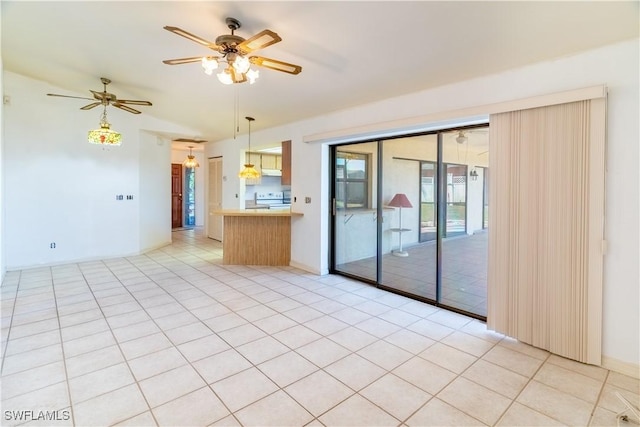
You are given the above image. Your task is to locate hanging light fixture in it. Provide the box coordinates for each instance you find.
[87,105,122,146]
[239,116,260,179]
[183,146,200,168]
[456,131,467,145]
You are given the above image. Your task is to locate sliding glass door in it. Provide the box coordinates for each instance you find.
[330,125,489,318]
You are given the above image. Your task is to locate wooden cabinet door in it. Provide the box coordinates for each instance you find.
[281,140,291,185]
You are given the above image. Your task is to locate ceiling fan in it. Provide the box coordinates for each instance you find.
[46,77,152,114]
[162,17,302,85]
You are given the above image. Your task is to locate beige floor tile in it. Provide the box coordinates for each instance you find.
[438,376,512,425]
[460,319,504,343]
[407,318,455,341]
[588,406,622,427]
[353,300,393,316]
[236,304,278,322]
[319,394,399,426]
[546,354,608,381]
[252,313,298,334]
[69,362,135,404]
[235,390,314,426]
[119,332,173,360]
[152,310,200,330]
[377,308,421,327]
[73,384,149,427]
[296,337,351,367]
[482,345,544,377]
[285,370,354,416]
[217,323,266,347]
[355,317,402,339]
[383,329,436,355]
[1,360,66,400]
[112,320,161,343]
[152,387,229,426]
[236,335,290,365]
[357,340,413,371]
[58,308,103,328]
[139,364,206,408]
[209,414,242,426]
[177,333,230,362]
[440,330,495,357]
[60,318,110,342]
[303,315,349,336]
[597,383,640,414]
[1,343,63,375]
[418,342,477,374]
[113,411,157,426]
[360,373,432,421]
[193,349,252,384]
[462,359,529,399]
[607,370,640,393]
[393,357,457,395]
[128,347,187,381]
[282,305,325,323]
[210,367,278,412]
[325,353,386,391]
[427,309,473,329]
[516,380,593,426]
[273,324,323,349]
[406,398,485,426]
[163,322,212,346]
[535,361,604,403]
[498,337,550,360]
[258,351,318,387]
[4,329,60,356]
[496,402,564,426]
[327,326,378,352]
[0,382,71,422]
[8,317,59,339]
[62,330,116,358]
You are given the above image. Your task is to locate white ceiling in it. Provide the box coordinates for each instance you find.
[3,1,638,149]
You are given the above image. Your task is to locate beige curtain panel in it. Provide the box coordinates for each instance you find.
[487,98,606,365]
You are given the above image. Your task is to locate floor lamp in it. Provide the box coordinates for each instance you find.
[389,193,413,257]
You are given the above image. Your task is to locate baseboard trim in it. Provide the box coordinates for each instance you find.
[289,260,322,275]
[602,356,640,379]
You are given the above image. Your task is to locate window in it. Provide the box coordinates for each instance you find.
[336,152,369,209]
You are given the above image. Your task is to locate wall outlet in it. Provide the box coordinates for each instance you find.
[305,197,311,204]
[50,242,56,249]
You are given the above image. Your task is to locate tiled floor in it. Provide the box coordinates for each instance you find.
[1,228,638,427]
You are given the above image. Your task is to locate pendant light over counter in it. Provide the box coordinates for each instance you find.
[239,116,260,179]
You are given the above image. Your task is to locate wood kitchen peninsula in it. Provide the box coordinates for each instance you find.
[215,209,302,266]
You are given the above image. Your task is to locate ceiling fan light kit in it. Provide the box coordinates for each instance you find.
[48,77,152,146]
[163,17,302,85]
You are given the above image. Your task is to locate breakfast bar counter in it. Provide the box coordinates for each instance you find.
[215,209,302,266]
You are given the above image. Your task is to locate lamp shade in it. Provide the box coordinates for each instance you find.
[388,193,413,208]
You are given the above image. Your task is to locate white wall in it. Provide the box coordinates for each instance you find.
[207,38,639,374]
[3,72,198,269]
[140,133,171,253]
[0,54,5,281]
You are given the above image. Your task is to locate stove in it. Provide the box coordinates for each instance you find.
[255,192,291,210]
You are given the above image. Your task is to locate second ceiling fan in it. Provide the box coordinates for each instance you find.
[163,17,302,85]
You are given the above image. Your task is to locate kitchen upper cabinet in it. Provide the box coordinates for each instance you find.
[281,140,291,185]
[261,154,278,169]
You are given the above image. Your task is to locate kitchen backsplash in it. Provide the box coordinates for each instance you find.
[245,176,290,202]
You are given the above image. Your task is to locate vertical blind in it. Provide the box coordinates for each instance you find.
[487,98,606,365]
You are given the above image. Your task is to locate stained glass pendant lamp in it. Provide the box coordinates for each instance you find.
[239,116,260,179]
[87,105,122,146]
[183,146,200,168]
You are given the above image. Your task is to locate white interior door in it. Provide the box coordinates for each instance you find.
[208,157,223,241]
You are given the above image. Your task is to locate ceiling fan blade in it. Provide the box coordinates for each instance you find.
[89,90,108,100]
[249,56,302,75]
[46,93,94,101]
[163,56,210,65]
[80,102,101,110]
[112,103,142,114]
[237,29,281,54]
[164,26,222,51]
[117,99,153,106]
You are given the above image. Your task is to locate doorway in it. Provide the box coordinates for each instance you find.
[171,164,183,229]
[330,125,489,318]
